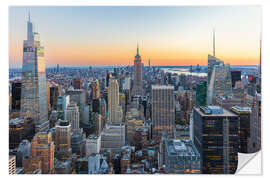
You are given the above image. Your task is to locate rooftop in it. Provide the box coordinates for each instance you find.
[152,85,174,90]
[9,118,24,125]
[165,139,200,158]
[208,106,224,114]
[196,106,237,117]
[231,106,251,113]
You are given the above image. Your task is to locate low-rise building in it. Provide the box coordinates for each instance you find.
[164,139,200,174]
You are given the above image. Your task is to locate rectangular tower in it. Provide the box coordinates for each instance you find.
[11,81,22,111]
[231,106,251,153]
[23,132,54,174]
[152,85,175,140]
[193,106,239,174]
[196,81,207,107]
[108,78,123,124]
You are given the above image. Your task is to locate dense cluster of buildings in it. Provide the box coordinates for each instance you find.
[9,16,261,174]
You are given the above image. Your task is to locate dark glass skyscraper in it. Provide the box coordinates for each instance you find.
[196,81,207,107]
[20,14,49,132]
[231,70,241,88]
[12,82,22,110]
[231,106,251,153]
[193,106,239,174]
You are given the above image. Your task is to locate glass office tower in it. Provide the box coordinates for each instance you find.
[193,106,239,174]
[20,14,49,132]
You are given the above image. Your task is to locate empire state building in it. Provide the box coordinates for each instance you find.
[20,14,49,132]
[132,44,143,97]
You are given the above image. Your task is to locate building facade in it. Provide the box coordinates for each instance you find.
[132,45,143,97]
[20,15,49,132]
[23,132,55,174]
[231,106,251,153]
[65,101,81,134]
[196,81,207,107]
[11,81,21,111]
[55,120,72,161]
[100,123,125,154]
[164,139,201,174]
[193,106,239,174]
[152,85,175,140]
[108,78,123,124]
[85,135,101,156]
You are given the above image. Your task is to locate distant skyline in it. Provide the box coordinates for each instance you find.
[9,6,261,67]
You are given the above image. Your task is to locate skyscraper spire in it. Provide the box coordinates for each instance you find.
[28,10,30,22]
[213,28,215,57]
[27,11,33,41]
[136,43,139,56]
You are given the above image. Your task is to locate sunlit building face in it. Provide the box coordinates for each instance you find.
[20,16,49,132]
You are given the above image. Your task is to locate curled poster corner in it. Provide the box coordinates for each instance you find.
[236,151,262,174]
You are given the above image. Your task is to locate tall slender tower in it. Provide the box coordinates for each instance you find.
[108,78,123,124]
[20,13,49,132]
[207,29,233,105]
[213,28,215,57]
[132,44,143,97]
[92,80,101,99]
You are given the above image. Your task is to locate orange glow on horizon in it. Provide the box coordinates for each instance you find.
[9,40,260,67]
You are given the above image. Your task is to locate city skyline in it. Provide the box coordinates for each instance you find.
[8,6,262,174]
[9,6,261,67]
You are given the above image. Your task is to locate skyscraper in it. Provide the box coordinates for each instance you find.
[248,93,261,153]
[50,84,62,110]
[16,139,31,167]
[231,106,251,153]
[196,81,207,107]
[152,85,175,140]
[86,135,101,156]
[11,81,21,111]
[207,30,233,105]
[65,101,81,134]
[46,81,51,111]
[193,106,239,174]
[132,44,143,97]
[56,95,70,120]
[20,14,49,132]
[108,78,123,124]
[207,30,224,84]
[106,73,112,88]
[92,79,101,99]
[73,78,82,89]
[231,70,241,88]
[123,77,131,105]
[207,64,233,105]
[23,132,55,174]
[56,64,60,73]
[55,120,72,161]
[66,89,86,125]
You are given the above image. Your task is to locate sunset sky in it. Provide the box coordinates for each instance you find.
[9,6,261,67]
